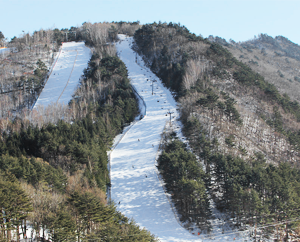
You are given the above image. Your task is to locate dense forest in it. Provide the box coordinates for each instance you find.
[0,22,158,241]
[157,132,210,231]
[134,22,300,239]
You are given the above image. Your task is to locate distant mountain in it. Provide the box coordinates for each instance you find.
[244,34,300,61]
[212,34,300,103]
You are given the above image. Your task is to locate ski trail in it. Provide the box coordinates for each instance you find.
[113,35,194,242]
[33,42,91,109]
[112,34,250,242]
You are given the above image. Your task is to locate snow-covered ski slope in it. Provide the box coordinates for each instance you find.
[113,35,248,242]
[33,42,91,108]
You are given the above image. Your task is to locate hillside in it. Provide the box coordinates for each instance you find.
[134,24,300,165]
[0,22,157,241]
[220,34,300,103]
[134,23,300,240]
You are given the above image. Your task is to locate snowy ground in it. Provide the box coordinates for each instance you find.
[0,47,9,57]
[112,35,252,241]
[33,42,91,109]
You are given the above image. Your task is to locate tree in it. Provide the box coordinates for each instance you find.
[157,139,209,228]
[0,177,32,242]
[50,208,76,242]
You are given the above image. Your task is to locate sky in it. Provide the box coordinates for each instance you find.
[1,0,299,45]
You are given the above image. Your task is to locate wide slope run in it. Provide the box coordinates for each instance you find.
[112,35,248,242]
[33,41,91,108]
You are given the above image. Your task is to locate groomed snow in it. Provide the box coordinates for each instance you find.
[33,42,91,109]
[112,35,251,242]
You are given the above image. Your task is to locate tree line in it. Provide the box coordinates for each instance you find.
[0,174,157,241]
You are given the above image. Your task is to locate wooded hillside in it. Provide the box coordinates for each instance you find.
[0,22,157,241]
[134,22,300,239]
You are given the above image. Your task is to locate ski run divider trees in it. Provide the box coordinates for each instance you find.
[157,132,210,231]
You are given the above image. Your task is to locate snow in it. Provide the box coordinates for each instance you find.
[33,41,91,109]
[25,34,254,241]
[0,47,9,56]
[112,34,253,241]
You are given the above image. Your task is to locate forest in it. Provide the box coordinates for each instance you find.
[157,132,210,231]
[0,22,157,241]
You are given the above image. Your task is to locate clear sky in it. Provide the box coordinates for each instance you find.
[1,0,299,45]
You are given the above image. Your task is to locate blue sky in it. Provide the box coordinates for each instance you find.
[1,0,299,45]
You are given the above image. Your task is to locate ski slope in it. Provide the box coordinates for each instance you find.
[33,42,91,109]
[112,35,249,242]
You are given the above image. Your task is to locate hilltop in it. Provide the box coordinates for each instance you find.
[217,34,300,103]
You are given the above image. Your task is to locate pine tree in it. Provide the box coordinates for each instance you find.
[0,177,32,241]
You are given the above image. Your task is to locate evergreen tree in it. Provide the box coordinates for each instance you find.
[0,176,32,241]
